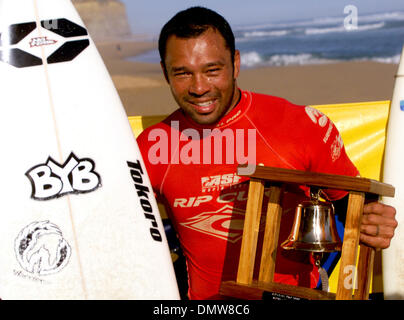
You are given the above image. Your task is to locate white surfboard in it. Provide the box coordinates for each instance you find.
[381,46,404,300]
[0,0,180,299]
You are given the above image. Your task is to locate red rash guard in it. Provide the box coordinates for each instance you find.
[137,90,359,299]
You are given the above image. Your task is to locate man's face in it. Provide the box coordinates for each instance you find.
[162,28,241,125]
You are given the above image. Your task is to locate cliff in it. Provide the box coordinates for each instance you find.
[72,0,132,40]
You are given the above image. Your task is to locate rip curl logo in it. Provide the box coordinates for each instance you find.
[29,36,57,48]
[25,152,102,201]
[0,18,89,68]
[15,221,71,276]
[180,205,246,243]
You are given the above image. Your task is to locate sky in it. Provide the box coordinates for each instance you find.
[121,0,404,37]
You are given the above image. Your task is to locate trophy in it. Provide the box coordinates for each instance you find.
[281,188,342,291]
[220,166,394,300]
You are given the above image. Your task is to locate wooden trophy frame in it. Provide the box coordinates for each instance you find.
[220,166,395,300]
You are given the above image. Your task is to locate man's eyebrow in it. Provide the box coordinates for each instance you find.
[171,66,188,72]
[206,61,225,67]
[170,61,225,73]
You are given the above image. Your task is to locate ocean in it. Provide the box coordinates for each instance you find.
[129,10,404,68]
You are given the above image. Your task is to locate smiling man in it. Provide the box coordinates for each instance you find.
[161,27,240,125]
[137,7,397,300]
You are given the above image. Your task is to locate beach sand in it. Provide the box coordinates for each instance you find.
[97,39,398,117]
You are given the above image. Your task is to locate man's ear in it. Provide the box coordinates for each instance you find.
[160,61,169,83]
[233,50,241,79]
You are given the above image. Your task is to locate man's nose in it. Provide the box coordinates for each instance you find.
[189,74,210,96]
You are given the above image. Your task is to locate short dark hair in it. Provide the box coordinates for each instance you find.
[158,7,236,69]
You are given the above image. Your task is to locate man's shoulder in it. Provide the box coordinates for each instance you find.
[249,91,288,103]
[246,90,308,123]
[245,90,334,142]
[248,91,305,113]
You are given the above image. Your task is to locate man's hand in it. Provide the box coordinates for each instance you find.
[360,202,398,249]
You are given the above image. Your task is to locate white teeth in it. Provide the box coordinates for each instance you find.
[196,101,214,107]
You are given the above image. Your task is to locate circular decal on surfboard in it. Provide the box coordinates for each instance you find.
[14,221,71,276]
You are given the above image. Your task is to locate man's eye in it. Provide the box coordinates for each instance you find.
[174,72,191,77]
[207,68,220,73]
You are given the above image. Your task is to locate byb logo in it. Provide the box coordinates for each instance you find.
[201,173,242,192]
[26,152,101,200]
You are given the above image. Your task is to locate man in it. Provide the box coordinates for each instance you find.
[137,7,397,299]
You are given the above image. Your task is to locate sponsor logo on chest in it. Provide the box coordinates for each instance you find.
[201,173,242,192]
[180,205,246,243]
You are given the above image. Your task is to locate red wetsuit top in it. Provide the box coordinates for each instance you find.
[137,90,359,299]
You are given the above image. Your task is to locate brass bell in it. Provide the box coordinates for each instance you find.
[281,188,342,253]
